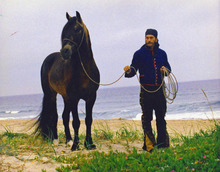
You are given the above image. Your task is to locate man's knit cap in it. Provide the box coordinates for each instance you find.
[145,29,158,38]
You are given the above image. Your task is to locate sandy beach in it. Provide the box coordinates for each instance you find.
[0,118,218,136]
[0,118,219,172]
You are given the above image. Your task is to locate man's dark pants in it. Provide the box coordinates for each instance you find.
[140,85,169,151]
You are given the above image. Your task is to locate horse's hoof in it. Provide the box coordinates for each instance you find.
[85,143,96,150]
[71,143,80,151]
[67,140,74,147]
[53,139,59,146]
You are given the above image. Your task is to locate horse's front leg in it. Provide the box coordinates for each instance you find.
[84,94,96,150]
[71,100,80,151]
[62,101,73,147]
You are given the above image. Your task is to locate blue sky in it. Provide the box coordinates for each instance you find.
[0,0,219,96]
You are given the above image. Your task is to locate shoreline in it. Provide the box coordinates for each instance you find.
[1,110,219,121]
[0,118,219,137]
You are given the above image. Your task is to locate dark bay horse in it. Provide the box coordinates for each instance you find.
[35,11,100,150]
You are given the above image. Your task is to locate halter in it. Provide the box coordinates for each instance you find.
[62,26,85,50]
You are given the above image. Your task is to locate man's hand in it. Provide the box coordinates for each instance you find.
[160,66,166,73]
[124,66,131,73]
[160,66,170,76]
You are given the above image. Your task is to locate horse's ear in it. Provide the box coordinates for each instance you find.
[66,12,71,21]
[76,11,83,23]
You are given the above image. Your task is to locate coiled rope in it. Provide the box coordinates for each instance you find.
[162,69,178,104]
[130,66,178,104]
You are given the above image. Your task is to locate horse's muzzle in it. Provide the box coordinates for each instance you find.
[60,45,72,60]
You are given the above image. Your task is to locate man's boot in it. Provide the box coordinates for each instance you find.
[157,130,170,148]
[143,131,156,152]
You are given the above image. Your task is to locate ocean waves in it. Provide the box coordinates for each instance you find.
[0,79,219,121]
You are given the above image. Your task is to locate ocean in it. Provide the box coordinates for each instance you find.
[0,79,220,121]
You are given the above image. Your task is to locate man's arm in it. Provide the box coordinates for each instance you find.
[124,52,139,78]
[160,52,171,76]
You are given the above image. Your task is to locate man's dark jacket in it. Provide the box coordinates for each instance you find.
[125,44,171,86]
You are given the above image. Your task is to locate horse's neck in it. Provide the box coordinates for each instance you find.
[79,40,94,61]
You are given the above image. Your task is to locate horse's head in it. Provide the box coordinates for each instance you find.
[60,11,89,60]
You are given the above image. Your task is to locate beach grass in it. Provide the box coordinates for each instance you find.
[0,119,219,172]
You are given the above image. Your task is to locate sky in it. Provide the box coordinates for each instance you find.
[0,0,219,97]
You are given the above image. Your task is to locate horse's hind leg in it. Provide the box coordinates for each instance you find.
[62,101,73,146]
[84,93,97,150]
[71,100,80,151]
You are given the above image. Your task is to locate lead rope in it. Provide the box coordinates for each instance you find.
[79,54,178,104]
[130,66,178,104]
[78,52,125,86]
[64,26,178,102]
[79,53,178,103]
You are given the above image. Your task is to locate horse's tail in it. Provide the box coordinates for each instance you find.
[34,94,58,140]
[34,53,59,140]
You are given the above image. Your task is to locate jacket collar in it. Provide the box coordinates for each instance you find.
[141,43,160,53]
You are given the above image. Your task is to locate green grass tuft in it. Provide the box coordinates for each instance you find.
[0,121,219,171]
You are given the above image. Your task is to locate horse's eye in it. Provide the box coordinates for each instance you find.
[74,26,81,33]
[76,28,81,33]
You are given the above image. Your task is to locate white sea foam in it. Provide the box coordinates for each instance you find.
[120,109,130,113]
[5,111,20,114]
[0,115,36,120]
[0,117,17,120]
[132,111,220,120]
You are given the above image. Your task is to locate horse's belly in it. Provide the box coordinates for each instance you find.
[50,80,68,97]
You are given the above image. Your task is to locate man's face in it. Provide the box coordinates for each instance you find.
[145,35,158,48]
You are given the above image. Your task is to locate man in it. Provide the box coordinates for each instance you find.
[124,29,171,152]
